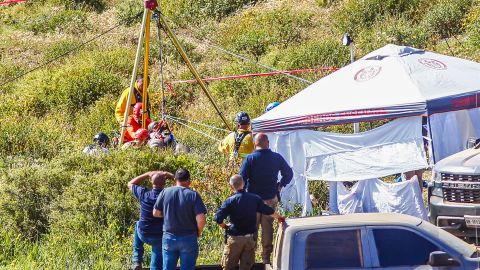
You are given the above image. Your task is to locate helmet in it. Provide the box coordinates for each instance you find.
[235,112,250,125]
[134,128,149,141]
[133,103,143,117]
[93,132,109,147]
[148,121,159,133]
[265,101,280,112]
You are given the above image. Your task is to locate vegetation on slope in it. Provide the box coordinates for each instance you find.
[1,0,480,268]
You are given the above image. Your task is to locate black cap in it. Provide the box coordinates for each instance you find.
[175,168,190,182]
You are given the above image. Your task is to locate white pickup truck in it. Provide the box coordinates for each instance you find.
[268,213,479,270]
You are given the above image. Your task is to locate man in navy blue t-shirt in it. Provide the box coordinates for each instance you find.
[128,170,174,270]
[239,133,293,264]
[215,174,285,270]
[153,168,207,270]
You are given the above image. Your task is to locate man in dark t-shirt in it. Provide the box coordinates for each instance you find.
[215,175,285,270]
[239,133,293,264]
[153,168,207,270]
[128,170,174,270]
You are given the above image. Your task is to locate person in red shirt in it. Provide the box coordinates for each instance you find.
[125,102,151,142]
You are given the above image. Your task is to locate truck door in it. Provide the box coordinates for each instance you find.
[291,226,373,269]
[365,226,464,270]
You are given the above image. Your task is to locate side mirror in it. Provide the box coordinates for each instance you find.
[466,137,480,149]
[428,251,459,267]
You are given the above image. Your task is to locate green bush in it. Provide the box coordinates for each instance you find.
[161,0,260,27]
[465,5,480,47]
[42,39,81,62]
[115,0,144,26]
[48,65,122,113]
[421,0,473,39]
[0,113,70,159]
[50,0,106,12]
[74,95,118,148]
[356,15,430,52]
[262,38,350,70]
[26,9,91,34]
[333,0,420,35]
[219,6,313,60]
[0,62,24,90]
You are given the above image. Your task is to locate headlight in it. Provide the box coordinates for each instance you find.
[431,170,443,197]
[432,170,442,181]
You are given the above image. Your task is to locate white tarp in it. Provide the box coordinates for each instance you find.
[269,116,428,214]
[429,107,480,162]
[305,117,428,181]
[331,177,428,220]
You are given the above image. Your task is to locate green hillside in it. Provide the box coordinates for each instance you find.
[1,0,479,268]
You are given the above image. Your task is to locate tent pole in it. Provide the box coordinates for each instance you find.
[349,43,360,133]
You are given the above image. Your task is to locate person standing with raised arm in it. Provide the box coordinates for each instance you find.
[128,170,174,270]
[153,169,207,270]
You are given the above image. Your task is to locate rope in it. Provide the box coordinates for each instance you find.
[165,115,230,132]
[205,41,314,85]
[169,68,338,85]
[0,12,142,88]
[0,0,26,5]
[166,116,221,142]
[159,14,313,85]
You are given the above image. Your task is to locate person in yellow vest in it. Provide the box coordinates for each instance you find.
[115,74,150,125]
[219,112,254,161]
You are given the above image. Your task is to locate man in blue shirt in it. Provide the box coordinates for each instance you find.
[128,170,174,270]
[239,133,293,264]
[215,174,285,270]
[153,168,207,270]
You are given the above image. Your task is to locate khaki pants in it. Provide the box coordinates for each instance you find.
[256,196,278,264]
[222,235,256,270]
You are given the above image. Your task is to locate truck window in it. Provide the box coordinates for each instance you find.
[372,228,441,267]
[305,229,363,269]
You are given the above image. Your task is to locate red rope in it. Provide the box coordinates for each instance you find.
[169,68,338,85]
[0,0,27,5]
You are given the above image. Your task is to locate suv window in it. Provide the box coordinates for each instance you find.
[372,228,441,267]
[305,229,363,269]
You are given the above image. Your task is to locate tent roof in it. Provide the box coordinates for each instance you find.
[253,44,480,132]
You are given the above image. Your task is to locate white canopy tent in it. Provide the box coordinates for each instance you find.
[253,44,480,214]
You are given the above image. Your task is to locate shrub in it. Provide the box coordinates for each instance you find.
[0,62,24,90]
[356,15,430,52]
[333,0,420,35]
[420,0,473,39]
[50,0,106,12]
[115,0,144,26]
[262,38,350,70]
[161,0,260,27]
[26,9,91,34]
[465,6,480,47]
[74,95,118,148]
[219,6,313,60]
[42,39,81,62]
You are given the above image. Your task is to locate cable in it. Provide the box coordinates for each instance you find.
[165,114,230,132]
[0,12,142,88]
[165,115,221,142]
[205,41,313,84]
[159,13,313,85]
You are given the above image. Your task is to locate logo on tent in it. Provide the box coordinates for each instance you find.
[354,66,382,82]
[418,58,447,70]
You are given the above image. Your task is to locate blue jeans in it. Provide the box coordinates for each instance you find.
[162,233,198,270]
[132,223,163,270]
